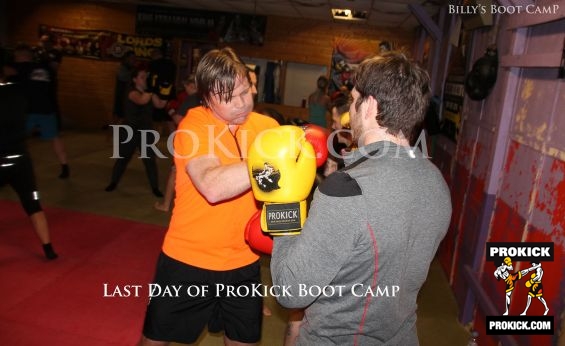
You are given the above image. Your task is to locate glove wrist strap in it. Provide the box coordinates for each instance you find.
[260,200,307,235]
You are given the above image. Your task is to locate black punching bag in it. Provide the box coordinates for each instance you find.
[465,45,498,101]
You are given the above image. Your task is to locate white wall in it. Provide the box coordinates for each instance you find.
[283,62,327,107]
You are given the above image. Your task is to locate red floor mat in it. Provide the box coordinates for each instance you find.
[0,200,166,345]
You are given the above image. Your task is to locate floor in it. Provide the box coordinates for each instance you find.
[0,130,471,345]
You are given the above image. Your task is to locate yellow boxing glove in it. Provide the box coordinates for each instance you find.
[248,126,317,235]
[340,111,350,129]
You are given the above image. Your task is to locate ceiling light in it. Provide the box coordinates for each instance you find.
[331,8,368,21]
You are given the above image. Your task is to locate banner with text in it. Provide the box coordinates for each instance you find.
[39,24,169,60]
[135,5,266,46]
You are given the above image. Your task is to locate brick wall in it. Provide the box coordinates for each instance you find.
[230,16,415,66]
[5,0,415,129]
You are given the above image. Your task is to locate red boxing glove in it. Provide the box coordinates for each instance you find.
[303,124,329,167]
[245,210,273,255]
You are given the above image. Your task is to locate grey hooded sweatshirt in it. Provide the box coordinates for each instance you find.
[271,141,452,345]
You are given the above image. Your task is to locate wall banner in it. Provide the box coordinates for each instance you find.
[39,24,169,60]
[105,33,167,60]
[330,37,376,97]
[135,5,266,46]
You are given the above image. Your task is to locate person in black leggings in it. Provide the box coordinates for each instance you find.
[1,57,57,260]
[105,68,166,197]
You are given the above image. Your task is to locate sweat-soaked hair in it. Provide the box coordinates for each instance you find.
[196,47,251,107]
[352,53,430,142]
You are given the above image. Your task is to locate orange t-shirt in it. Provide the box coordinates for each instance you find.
[162,106,279,270]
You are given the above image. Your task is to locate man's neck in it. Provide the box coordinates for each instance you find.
[362,128,409,147]
[228,124,239,135]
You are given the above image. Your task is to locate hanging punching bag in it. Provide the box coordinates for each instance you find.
[465,44,498,101]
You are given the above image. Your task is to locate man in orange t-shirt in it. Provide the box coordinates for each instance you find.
[139,47,278,346]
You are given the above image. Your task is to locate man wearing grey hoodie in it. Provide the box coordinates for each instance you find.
[271,53,452,345]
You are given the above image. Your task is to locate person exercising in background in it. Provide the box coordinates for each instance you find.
[1,55,58,260]
[307,75,331,128]
[36,34,64,131]
[148,47,177,136]
[105,68,166,197]
[112,50,136,126]
[9,44,70,179]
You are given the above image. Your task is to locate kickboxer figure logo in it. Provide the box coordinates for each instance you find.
[494,257,521,316]
[493,258,550,316]
[252,162,281,192]
[521,262,549,316]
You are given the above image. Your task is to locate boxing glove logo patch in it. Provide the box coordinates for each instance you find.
[264,202,302,232]
[251,162,281,192]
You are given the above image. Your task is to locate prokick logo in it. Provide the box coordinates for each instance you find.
[486,242,554,335]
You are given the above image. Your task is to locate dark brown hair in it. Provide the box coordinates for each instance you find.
[352,53,430,141]
[332,94,350,116]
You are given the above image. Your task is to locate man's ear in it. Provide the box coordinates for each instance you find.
[364,95,378,120]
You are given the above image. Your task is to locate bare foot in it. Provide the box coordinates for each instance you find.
[263,305,272,316]
[154,201,169,212]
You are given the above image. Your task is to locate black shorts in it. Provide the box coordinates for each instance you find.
[142,252,263,344]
